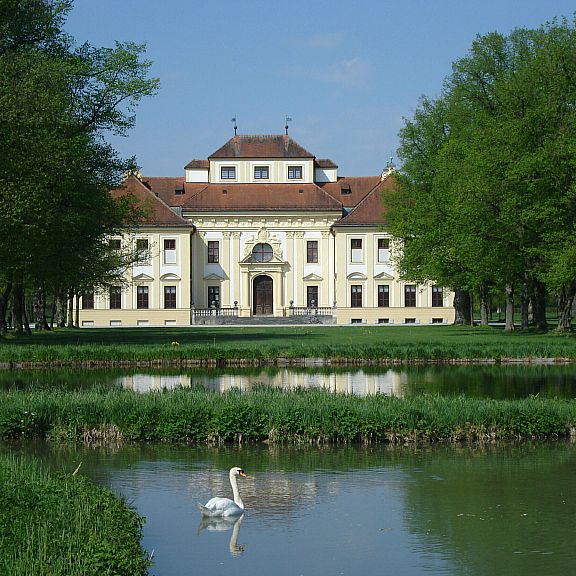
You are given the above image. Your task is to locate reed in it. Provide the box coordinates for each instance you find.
[1,387,574,444]
[0,453,151,576]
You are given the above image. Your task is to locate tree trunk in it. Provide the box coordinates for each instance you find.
[531,280,548,331]
[74,293,80,328]
[0,282,12,334]
[12,275,24,335]
[33,288,50,330]
[520,282,529,330]
[505,283,515,332]
[556,281,576,332]
[453,289,472,325]
[67,287,74,328]
[479,284,489,326]
[53,292,67,328]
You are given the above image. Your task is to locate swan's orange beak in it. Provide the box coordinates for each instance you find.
[239,470,248,478]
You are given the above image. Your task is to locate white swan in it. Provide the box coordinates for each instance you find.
[197,467,247,517]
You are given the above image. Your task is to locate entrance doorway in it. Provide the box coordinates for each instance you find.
[253,275,273,315]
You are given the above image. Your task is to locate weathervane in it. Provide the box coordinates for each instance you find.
[285,115,292,135]
[232,117,237,136]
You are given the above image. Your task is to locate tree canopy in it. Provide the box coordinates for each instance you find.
[0,0,159,332]
[385,17,576,330]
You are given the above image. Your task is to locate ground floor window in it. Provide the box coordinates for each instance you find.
[164,285,176,309]
[405,284,416,307]
[82,290,94,309]
[307,285,318,308]
[432,285,444,307]
[137,286,149,309]
[377,285,390,307]
[208,286,220,308]
[351,285,363,308]
[109,286,122,309]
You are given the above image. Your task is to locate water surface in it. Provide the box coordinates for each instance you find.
[2,364,576,398]
[6,441,575,576]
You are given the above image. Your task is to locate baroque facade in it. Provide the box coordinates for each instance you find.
[78,134,454,327]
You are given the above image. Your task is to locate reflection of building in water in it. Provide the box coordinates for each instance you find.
[121,373,192,392]
[200,470,318,519]
[118,369,405,396]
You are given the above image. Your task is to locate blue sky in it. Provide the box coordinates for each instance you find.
[65,1,575,177]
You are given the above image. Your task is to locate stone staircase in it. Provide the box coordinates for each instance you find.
[194,314,334,326]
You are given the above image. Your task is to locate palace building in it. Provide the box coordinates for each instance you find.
[78,133,454,327]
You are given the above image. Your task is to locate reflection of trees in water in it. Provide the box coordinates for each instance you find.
[400,364,576,398]
[401,443,576,576]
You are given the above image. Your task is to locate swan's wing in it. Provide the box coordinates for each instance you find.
[198,497,242,517]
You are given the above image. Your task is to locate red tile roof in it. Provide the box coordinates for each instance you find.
[209,135,314,159]
[184,159,209,169]
[180,183,342,212]
[141,177,207,207]
[320,176,381,207]
[111,176,194,228]
[315,158,338,169]
[334,175,397,226]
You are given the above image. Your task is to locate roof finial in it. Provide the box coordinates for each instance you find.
[232,116,237,136]
[285,115,292,135]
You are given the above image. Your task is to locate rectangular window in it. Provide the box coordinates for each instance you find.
[288,165,302,179]
[109,239,121,251]
[208,286,220,308]
[164,285,177,309]
[254,166,269,179]
[307,240,318,263]
[307,285,318,308]
[82,290,94,310]
[207,240,219,263]
[350,238,363,263]
[351,285,363,308]
[109,286,122,309]
[377,238,390,262]
[137,286,149,309]
[163,239,176,264]
[405,284,416,307]
[377,285,390,307]
[221,166,236,179]
[136,238,149,263]
[432,285,444,307]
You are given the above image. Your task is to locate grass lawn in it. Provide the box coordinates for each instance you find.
[0,325,575,363]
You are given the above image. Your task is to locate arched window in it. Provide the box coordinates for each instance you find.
[252,243,273,262]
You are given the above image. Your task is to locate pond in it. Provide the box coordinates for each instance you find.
[2,363,576,398]
[5,441,575,576]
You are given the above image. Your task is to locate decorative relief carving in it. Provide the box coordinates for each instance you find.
[242,227,284,260]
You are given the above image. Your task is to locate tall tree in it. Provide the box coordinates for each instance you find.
[387,18,576,331]
[0,0,158,333]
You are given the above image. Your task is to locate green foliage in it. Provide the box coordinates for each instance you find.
[389,17,576,330]
[1,325,575,363]
[0,453,150,575]
[0,386,574,445]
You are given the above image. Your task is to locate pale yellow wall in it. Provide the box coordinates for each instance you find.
[78,226,192,328]
[333,226,455,325]
[209,158,315,184]
[189,211,339,315]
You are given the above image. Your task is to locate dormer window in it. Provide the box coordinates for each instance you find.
[341,185,352,195]
[254,166,269,180]
[288,165,302,179]
[221,166,236,180]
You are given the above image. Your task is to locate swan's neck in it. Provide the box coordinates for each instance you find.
[229,471,244,509]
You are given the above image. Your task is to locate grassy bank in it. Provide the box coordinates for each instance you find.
[1,325,575,365]
[2,387,575,444]
[0,453,150,576]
